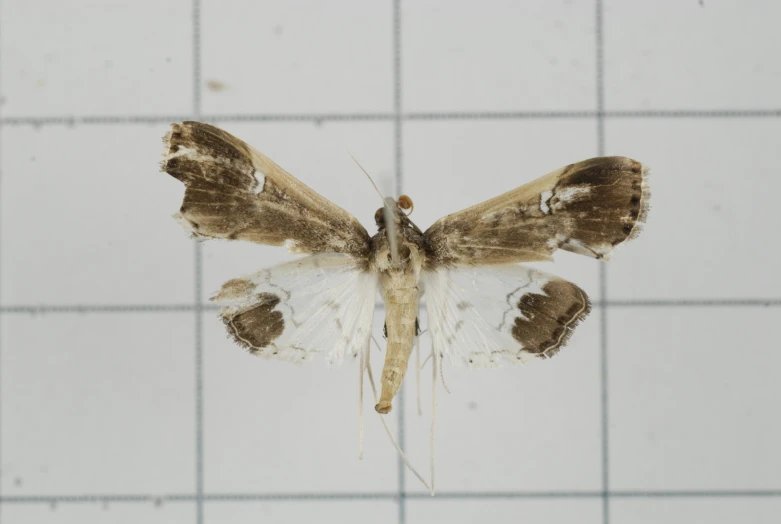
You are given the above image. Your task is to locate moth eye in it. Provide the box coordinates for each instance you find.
[398,194,414,215]
[374,208,384,225]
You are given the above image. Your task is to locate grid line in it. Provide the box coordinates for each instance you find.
[1,108,780,127]
[3,489,781,505]
[0,0,4,520]
[595,2,610,524]
[192,1,204,523]
[1,298,779,316]
[0,2,3,522]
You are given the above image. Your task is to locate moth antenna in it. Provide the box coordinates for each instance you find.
[420,352,433,370]
[439,354,451,394]
[430,341,437,496]
[348,153,400,264]
[415,334,423,417]
[348,152,385,202]
[369,336,431,491]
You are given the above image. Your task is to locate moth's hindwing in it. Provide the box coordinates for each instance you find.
[422,264,590,367]
[423,156,650,267]
[212,253,378,364]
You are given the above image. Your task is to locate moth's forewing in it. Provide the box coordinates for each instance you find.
[423,156,649,268]
[162,121,373,261]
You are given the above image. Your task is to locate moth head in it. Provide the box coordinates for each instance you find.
[374,195,414,228]
[397,194,414,214]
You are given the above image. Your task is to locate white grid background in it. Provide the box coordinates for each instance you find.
[1,1,781,523]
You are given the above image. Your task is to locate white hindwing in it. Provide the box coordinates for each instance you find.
[421,264,590,368]
[212,253,378,364]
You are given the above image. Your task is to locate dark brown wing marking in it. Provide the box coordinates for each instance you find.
[423,156,650,268]
[224,293,285,353]
[161,121,372,261]
[511,278,591,359]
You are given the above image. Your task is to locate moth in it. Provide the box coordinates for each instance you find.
[160,121,649,415]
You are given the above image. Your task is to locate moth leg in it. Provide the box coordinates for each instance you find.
[359,340,367,460]
[415,318,421,336]
[415,333,423,416]
[439,351,451,394]
[429,336,437,495]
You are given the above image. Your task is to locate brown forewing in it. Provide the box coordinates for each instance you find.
[423,156,650,268]
[161,121,372,262]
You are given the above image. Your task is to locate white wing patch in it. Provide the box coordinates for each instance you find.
[212,253,378,364]
[421,264,590,368]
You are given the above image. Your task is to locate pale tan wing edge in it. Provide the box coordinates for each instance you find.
[161,121,372,261]
[423,156,650,268]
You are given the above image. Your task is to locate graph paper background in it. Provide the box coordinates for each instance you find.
[1,1,781,523]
